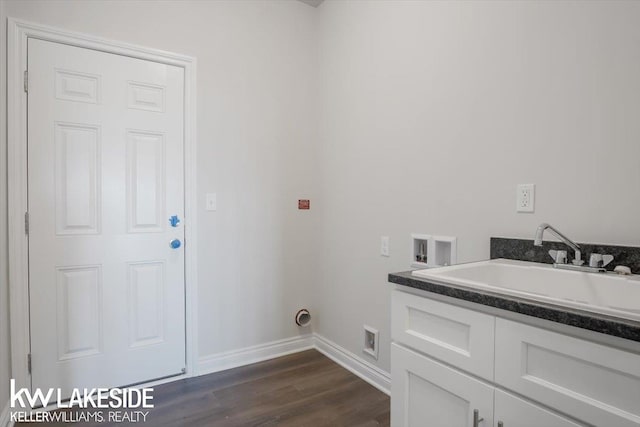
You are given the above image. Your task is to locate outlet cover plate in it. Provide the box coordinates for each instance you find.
[516,184,535,213]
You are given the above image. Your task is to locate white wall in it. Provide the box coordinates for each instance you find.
[0,0,319,377]
[315,0,640,372]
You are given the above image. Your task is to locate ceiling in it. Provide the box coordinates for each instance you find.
[297,0,325,7]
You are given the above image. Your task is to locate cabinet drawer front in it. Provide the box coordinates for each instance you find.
[392,290,495,380]
[495,318,640,427]
[391,343,494,427]
[495,389,586,427]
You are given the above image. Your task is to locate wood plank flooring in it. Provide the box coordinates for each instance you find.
[19,349,390,426]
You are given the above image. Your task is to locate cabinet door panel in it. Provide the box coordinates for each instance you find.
[391,343,494,427]
[495,390,585,427]
[392,290,495,380]
[495,318,640,427]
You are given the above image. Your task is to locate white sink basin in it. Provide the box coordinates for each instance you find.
[411,258,640,322]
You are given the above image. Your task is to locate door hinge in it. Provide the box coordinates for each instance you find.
[23,70,28,93]
[27,354,32,374]
[25,212,29,235]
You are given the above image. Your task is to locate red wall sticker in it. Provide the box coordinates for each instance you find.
[298,199,310,210]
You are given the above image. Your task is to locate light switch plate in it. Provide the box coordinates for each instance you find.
[381,236,390,257]
[206,193,217,211]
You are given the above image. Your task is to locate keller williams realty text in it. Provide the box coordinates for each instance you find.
[11,410,150,424]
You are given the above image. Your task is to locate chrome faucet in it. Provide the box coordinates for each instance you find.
[534,223,583,265]
[533,223,613,273]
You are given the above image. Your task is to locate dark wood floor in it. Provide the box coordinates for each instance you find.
[20,349,390,426]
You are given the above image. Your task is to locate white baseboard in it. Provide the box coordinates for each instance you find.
[197,334,314,376]
[313,333,391,395]
[194,333,392,397]
[0,400,12,427]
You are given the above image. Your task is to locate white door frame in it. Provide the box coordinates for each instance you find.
[7,18,199,391]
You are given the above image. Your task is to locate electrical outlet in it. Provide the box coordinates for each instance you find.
[516,184,535,213]
[380,236,390,257]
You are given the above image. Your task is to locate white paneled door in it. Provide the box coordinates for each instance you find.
[28,38,185,395]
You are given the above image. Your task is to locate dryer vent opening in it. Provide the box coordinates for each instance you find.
[295,309,311,327]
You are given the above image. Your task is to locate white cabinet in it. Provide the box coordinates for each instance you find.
[495,318,640,427]
[495,390,584,427]
[391,342,579,427]
[392,290,495,381]
[391,289,640,427]
[391,343,493,427]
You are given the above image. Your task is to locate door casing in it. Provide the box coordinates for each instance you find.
[7,18,199,396]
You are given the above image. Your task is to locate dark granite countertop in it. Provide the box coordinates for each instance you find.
[389,269,640,343]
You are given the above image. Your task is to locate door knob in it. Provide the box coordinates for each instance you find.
[170,239,181,249]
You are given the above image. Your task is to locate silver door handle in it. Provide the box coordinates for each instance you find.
[473,409,484,427]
